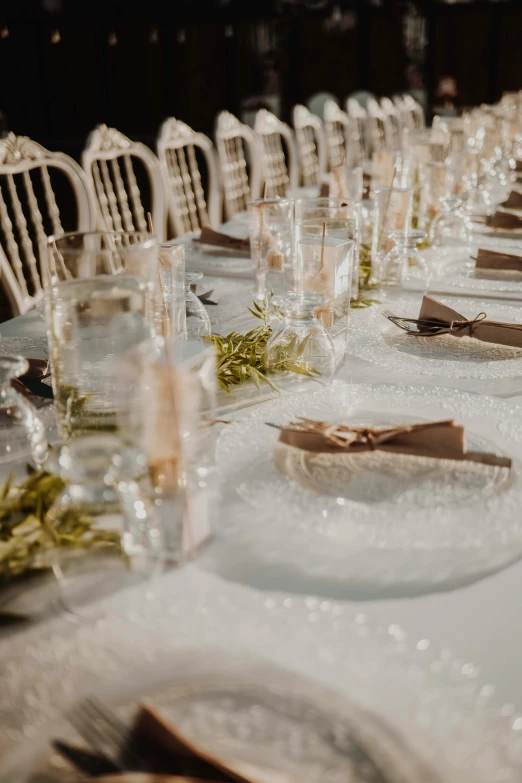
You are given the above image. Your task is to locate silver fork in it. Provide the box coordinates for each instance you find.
[382,310,447,335]
[67,696,145,771]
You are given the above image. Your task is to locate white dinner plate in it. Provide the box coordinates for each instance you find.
[203,382,522,597]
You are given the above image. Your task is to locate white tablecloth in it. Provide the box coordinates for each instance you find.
[3,226,522,770]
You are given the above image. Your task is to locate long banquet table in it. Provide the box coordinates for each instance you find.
[3,224,522,776]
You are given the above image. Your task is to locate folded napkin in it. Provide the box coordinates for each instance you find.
[128,704,250,782]
[385,295,522,350]
[486,211,522,230]
[475,248,522,272]
[501,190,522,210]
[275,417,510,467]
[95,776,211,782]
[196,226,250,253]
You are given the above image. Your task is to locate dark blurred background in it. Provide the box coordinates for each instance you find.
[0,0,521,160]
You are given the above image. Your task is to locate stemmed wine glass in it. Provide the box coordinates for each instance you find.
[382,230,429,288]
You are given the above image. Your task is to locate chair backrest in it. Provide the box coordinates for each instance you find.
[346,98,370,158]
[323,100,349,169]
[215,110,261,221]
[324,101,365,169]
[380,97,402,149]
[292,104,327,186]
[82,124,166,241]
[366,98,389,155]
[0,132,95,316]
[403,94,425,130]
[158,118,221,237]
[254,109,299,198]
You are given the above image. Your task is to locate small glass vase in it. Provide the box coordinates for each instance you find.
[382,230,429,287]
[265,293,335,380]
[185,271,211,341]
[0,355,48,466]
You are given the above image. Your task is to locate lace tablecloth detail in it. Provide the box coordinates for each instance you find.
[1,568,522,783]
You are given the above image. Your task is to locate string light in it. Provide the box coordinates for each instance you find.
[51,29,61,44]
[0,27,8,39]
[108,31,118,46]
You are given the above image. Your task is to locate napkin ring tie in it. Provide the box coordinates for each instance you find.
[449,311,487,337]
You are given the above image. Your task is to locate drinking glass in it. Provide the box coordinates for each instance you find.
[297,235,354,367]
[371,187,413,282]
[382,230,429,288]
[43,231,158,441]
[0,355,48,466]
[294,197,360,298]
[118,339,216,565]
[185,271,211,341]
[265,293,335,380]
[248,198,293,300]
[157,243,186,339]
[45,434,157,614]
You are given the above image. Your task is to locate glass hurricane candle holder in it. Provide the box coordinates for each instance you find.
[371,187,413,282]
[248,198,293,300]
[295,197,360,299]
[118,339,216,566]
[297,235,354,367]
[42,231,157,441]
[156,242,186,340]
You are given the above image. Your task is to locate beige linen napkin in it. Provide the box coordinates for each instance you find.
[418,295,522,349]
[196,225,250,253]
[475,248,522,272]
[501,190,522,210]
[486,211,522,230]
[277,418,511,467]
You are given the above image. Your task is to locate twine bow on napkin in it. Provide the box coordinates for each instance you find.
[273,417,511,467]
[385,295,522,349]
[196,225,250,253]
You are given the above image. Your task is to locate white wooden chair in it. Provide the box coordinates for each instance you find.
[292,104,327,187]
[254,109,299,198]
[215,110,261,221]
[324,101,366,170]
[158,118,221,237]
[82,124,166,241]
[346,98,370,159]
[0,132,95,316]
